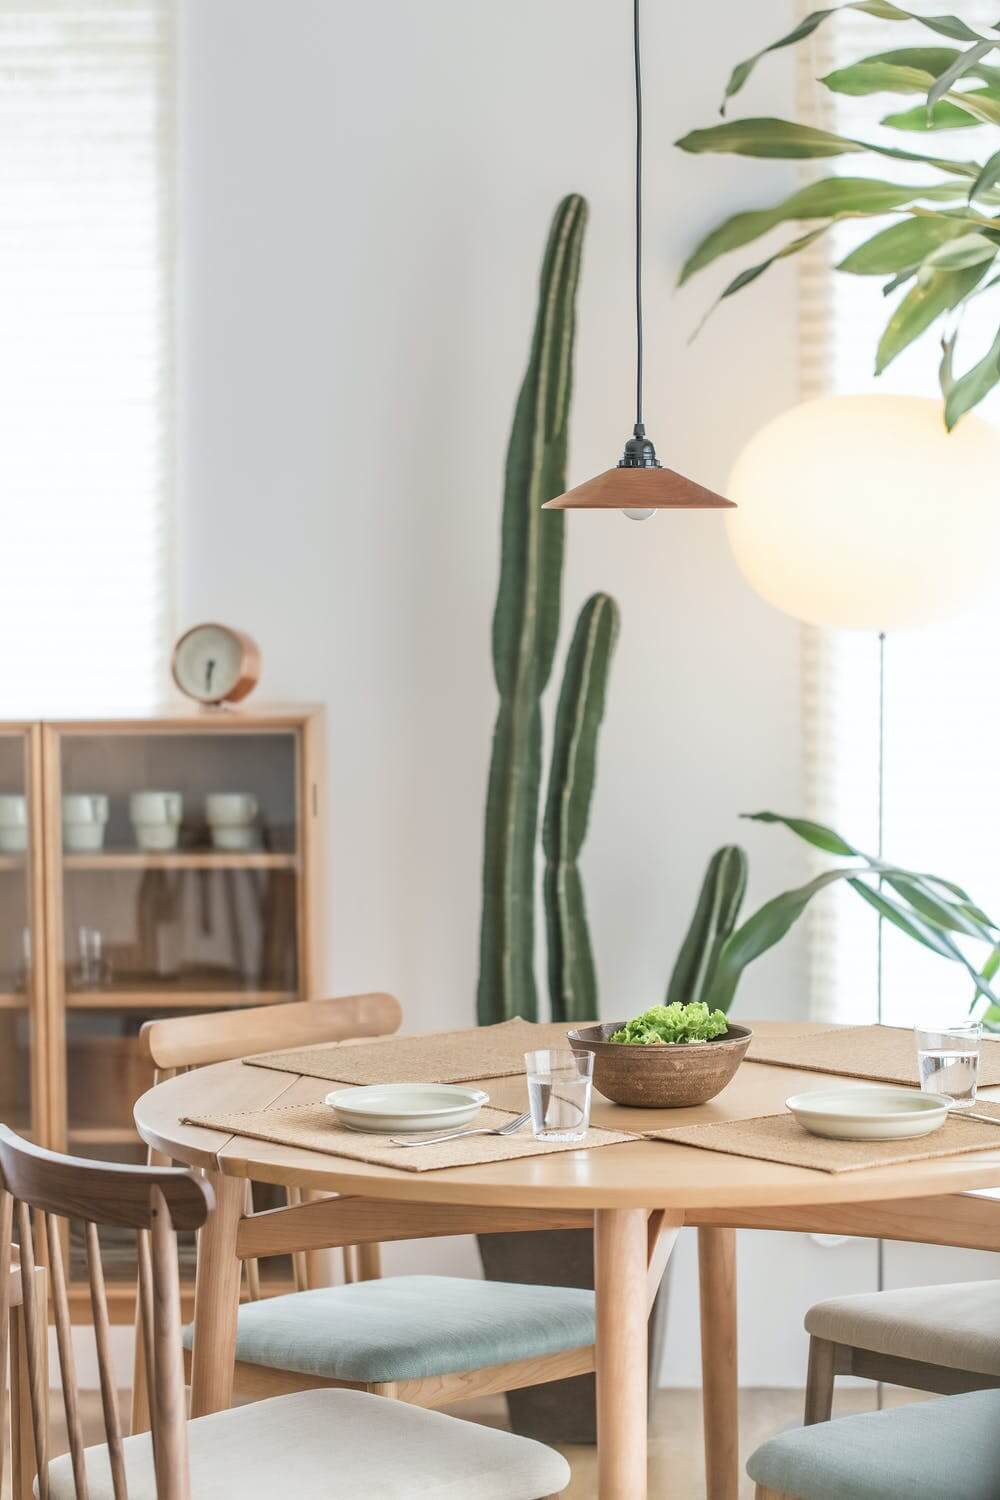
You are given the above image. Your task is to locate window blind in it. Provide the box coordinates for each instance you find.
[0,1,173,714]
[796,3,1000,1025]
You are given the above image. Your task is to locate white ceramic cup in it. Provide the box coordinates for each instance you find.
[129,790,183,851]
[206,792,258,850]
[0,794,27,853]
[62,793,109,852]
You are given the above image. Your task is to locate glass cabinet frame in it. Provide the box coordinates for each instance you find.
[2,705,324,1317]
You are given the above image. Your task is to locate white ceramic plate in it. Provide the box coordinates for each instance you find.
[324,1083,490,1134]
[785,1085,951,1141]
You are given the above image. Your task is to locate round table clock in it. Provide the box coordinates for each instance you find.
[171,623,260,706]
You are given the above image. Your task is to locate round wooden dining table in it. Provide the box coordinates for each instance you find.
[133,1021,1000,1500]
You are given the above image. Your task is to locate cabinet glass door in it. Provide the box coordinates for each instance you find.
[47,722,306,1293]
[0,729,42,1140]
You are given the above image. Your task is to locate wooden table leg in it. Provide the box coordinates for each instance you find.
[189,1170,245,1417]
[698,1226,739,1500]
[595,1208,649,1500]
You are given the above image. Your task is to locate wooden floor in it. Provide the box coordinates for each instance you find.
[27,1385,922,1499]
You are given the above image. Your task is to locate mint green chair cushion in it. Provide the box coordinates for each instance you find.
[182,1274,595,1383]
[746,1389,1000,1500]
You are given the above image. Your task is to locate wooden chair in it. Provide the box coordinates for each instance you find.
[131,992,401,1427]
[747,1386,1000,1498]
[2,1242,49,1499]
[135,996,672,1424]
[801,1279,1000,1426]
[0,1125,572,1499]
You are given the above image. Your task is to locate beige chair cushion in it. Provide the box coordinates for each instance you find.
[805,1279,1000,1376]
[45,1388,570,1499]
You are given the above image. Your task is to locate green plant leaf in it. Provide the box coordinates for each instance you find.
[676,117,979,178]
[882,96,992,129]
[929,40,996,109]
[875,261,989,371]
[744,810,998,936]
[922,231,999,268]
[823,60,934,95]
[838,216,970,273]
[705,864,1000,1013]
[691,224,833,336]
[721,4,1000,112]
[941,86,1000,126]
[847,878,999,1001]
[944,323,1000,427]
[678,118,864,159]
[679,178,963,284]
[969,147,1000,203]
[866,46,1000,86]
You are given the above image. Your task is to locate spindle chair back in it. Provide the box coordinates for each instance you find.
[0,1125,212,1500]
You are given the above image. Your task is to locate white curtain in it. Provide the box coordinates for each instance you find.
[0,0,174,714]
[796,3,1000,1025]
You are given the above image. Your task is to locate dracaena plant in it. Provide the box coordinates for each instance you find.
[674,812,1000,1013]
[676,2,1000,428]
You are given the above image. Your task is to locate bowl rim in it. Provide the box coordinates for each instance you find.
[567,1021,753,1051]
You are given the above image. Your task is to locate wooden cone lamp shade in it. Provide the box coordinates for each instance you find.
[544,0,734,520]
[543,456,734,512]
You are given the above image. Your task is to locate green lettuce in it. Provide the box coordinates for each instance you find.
[610,1001,729,1045]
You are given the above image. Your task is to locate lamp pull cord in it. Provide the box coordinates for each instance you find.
[633,0,644,435]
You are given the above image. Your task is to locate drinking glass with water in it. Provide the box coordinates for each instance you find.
[525,1049,594,1141]
[915,1021,982,1109]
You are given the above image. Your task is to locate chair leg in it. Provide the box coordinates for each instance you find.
[10,1270,47,1500]
[804,1335,836,1425]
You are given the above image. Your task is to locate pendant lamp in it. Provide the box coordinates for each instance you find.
[542,0,734,520]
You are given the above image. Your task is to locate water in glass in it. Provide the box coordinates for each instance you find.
[525,1049,594,1142]
[915,1021,982,1109]
[917,1047,979,1108]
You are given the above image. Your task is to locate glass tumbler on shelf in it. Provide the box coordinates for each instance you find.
[72,926,113,991]
[914,1021,982,1109]
[525,1048,594,1142]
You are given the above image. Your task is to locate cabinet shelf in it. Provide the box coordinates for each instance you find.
[0,992,28,1009]
[68,1125,139,1146]
[66,990,297,1010]
[63,850,298,871]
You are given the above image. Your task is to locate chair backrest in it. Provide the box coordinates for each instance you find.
[0,1125,213,1500]
[138,991,402,1073]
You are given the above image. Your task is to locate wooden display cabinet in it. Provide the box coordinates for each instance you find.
[0,706,325,1318]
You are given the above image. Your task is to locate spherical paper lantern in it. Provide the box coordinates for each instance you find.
[725,395,1000,630]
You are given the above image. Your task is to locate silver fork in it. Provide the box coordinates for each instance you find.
[388,1112,531,1148]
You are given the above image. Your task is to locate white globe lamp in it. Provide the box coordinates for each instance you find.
[725,394,1000,631]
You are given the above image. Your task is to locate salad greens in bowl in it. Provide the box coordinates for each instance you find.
[568,1002,751,1108]
[611,1002,729,1047]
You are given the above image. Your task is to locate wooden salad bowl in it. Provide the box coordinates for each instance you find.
[567,1022,753,1109]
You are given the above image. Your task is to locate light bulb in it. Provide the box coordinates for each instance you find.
[622,508,655,521]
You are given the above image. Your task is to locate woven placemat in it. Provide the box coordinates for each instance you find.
[181,1102,637,1173]
[746,1025,1000,1088]
[647,1099,1000,1174]
[243,1018,579,1086]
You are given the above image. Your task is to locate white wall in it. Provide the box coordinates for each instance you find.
[174,0,990,1389]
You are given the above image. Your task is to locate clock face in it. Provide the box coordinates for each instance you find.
[171,624,260,705]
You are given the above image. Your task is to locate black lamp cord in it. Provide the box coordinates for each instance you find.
[633,0,644,435]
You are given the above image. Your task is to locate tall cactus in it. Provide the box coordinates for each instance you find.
[666,845,748,1007]
[543,593,620,1023]
[477,194,588,1025]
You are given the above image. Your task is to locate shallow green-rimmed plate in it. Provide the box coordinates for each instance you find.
[786,1085,951,1141]
[324,1083,490,1134]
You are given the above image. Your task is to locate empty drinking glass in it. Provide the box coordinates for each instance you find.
[915,1021,982,1109]
[73,926,112,991]
[525,1048,594,1142]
